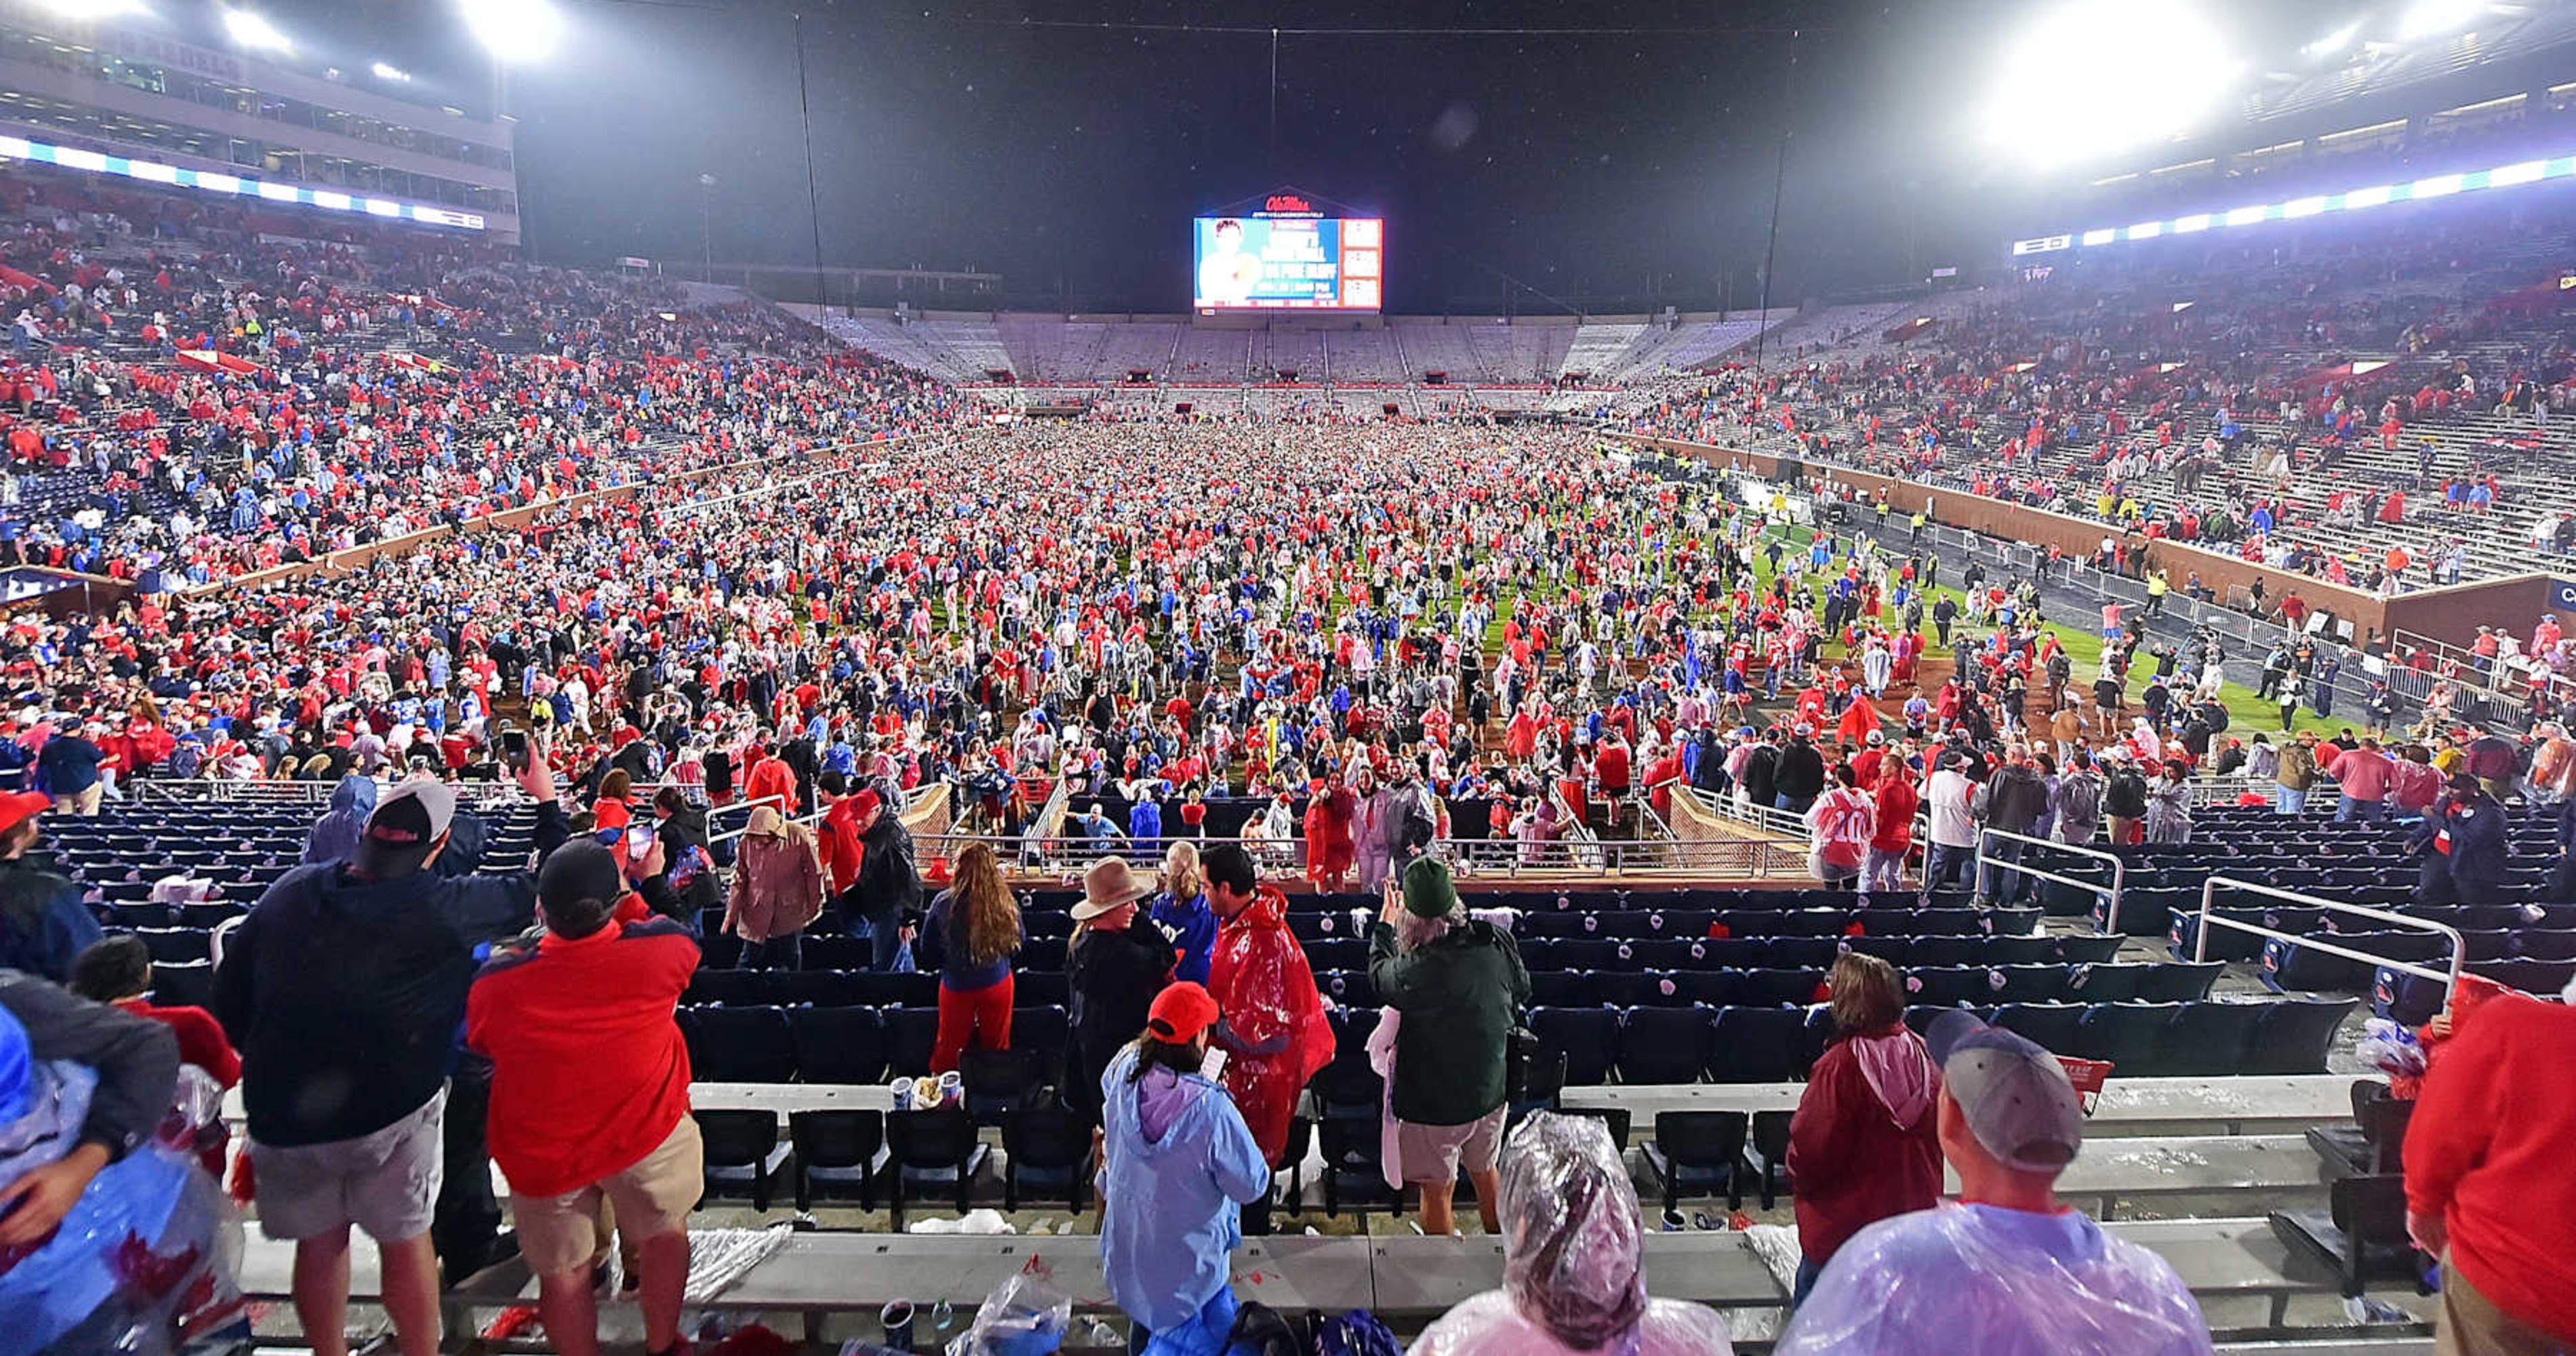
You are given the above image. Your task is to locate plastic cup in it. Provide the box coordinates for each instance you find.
[881,1300,916,1351]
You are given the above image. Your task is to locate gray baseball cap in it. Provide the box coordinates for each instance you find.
[1926,1010,2085,1173]
[366,778,458,848]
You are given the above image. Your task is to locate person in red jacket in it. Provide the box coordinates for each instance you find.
[2404,982,2576,1351]
[1787,953,1941,1306]
[1202,843,1334,1237]
[1861,759,1918,900]
[468,841,702,1356]
[739,740,799,817]
[815,774,868,895]
[69,933,240,1176]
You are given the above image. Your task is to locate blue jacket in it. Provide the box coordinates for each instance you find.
[1149,891,1217,986]
[1097,1045,1268,1332]
[0,859,103,983]
[33,736,102,796]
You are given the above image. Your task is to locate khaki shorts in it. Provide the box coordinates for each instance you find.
[251,1090,445,1243]
[1397,1106,1506,1185]
[511,1116,705,1277]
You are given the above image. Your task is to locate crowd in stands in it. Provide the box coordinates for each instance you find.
[0,170,957,587]
[1624,186,2576,599]
[3,158,2576,1353]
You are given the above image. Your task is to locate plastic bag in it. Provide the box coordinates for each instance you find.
[1772,1201,2211,1355]
[2354,1017,2425,1082]
[1412,1111,1733,1355]
[1494,1112,1647,1347]
[0,1063,247,1356]
[944,1272,1070,1356]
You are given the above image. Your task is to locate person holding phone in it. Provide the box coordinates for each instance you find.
[1367,856,1529,1237]
[215,749,569,1356]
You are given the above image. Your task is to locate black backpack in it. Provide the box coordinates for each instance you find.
[1222,1300,1303,1356]
[2106,769,2149,818]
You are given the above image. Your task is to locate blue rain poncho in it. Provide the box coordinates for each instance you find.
[1095,1044,1268,1341]
[0,1006,246,1355]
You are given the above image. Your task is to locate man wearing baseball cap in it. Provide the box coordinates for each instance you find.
[214,751,569,1356]
[468,839,701,1356]
[1777,1011,2210,1355]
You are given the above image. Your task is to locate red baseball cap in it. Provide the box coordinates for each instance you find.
[0,790,47,837]
[1146,982,1221,1043]
[851,789,883,820]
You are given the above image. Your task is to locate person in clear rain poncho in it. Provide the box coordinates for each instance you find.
[1409,1111,1735,1356]
[1775,1010,2211,1355]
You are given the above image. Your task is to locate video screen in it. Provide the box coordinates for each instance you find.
[1194,216,1382,311]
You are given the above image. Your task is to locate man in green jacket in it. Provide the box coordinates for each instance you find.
[1369,856,1531,1237]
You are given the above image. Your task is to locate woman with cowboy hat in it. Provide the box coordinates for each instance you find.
[1064,856,1175,1121]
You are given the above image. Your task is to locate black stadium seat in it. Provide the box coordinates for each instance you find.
[1641,1111,1749,1212]
[2157,1002,2264,1077]
[1708,1007,1813,1083]
[1617,1008,1711,1085]
[2245,999,2361,1075]
[681,1005,798,1084]
[1530,1007,1619,1086]
[2072,1001,2184,1072]
[791,1006,888,1085]
[1992,1002,2086,1056]
[885,1008,942,1077]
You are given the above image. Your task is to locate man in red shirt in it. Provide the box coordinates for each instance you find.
[468,841,701,1356]
[2405,985,2576,1351]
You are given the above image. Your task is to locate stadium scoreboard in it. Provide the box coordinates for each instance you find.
[1194,195,1381,313]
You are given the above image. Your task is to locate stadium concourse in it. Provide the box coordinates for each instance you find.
[0,160,2569,1356]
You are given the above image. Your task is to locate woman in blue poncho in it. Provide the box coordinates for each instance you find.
[1096,981,1269,1356]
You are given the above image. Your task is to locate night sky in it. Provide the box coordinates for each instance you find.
[239,0,2358,313]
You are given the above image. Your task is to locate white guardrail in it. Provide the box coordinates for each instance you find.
[2191,877,2465,993]
[1973,827,2129,932]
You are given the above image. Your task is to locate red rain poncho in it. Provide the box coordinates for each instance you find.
[1205,885,1333,1165]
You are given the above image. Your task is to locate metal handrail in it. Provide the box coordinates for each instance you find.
[911,827,1809,881]
[2192,876,2465,990]
[706,794,792,845]
[1973,827,2129,932]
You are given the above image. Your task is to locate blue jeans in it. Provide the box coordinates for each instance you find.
[1925,842,1973,892]
[1978,837,2030,902]
[2337,795,2384,824]
[2276,786,2308,816]
[1775,793,1815,816]
[856,914,914,971]
[1793,1256,1825,1307]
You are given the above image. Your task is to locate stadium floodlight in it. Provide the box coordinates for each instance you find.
[1983,0,2242,168]
[460,0,565,62]
[39,0,152,18]
[220,8,289,51]
[370,61,411,82]
[2398,0,2486,41]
